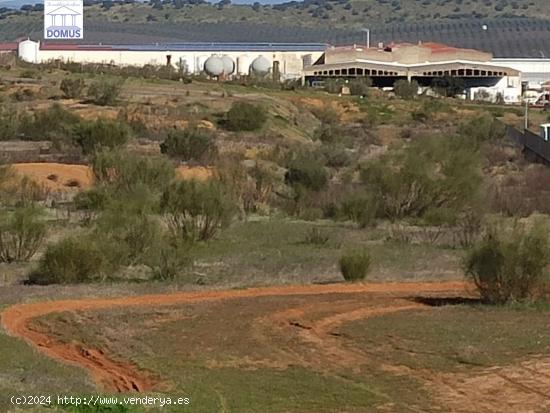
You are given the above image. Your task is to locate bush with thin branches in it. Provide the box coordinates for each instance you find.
[465,222,550,304]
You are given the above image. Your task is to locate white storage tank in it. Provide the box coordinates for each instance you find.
[204,56,224,76]
[221,55,235,75]
[196,55,209,74]
[18,39,40,64]
[237,55,251,75]
[250,55,271,75]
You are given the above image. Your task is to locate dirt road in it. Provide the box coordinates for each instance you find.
[1,281,467,393]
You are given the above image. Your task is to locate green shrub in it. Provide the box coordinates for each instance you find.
[339,248,371,282]
[20,103,81,142]
[339,193,378,228]
[0,205,46,263]
[349,77,372,96]
[394,79,419,100]
[74,119,132,154]
[431,75,465,97]
[160,128,217,163]
[161,179,236,242]
[60,77,86,99]
[360,134,481,221]
[91,149,174,194]
[285,154,328,192]
[321,144,351,168]
[459,114,505,145]
[87,78,123,106]
[323,78,344,94]
[0,103,20,141]
[73,186,111,222]
[146,235,193,281]
[304,227,330,246]
[28,236,108,284]
[465,223,550,304]
[226,102,267,131]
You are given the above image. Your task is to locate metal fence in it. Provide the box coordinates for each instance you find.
[505,125,550,164]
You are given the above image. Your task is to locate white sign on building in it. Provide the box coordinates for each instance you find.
[44,0,83,40]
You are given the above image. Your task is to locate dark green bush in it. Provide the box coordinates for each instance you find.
[285,154,328,192]
[349,77,372,96]
[87,78,123,106]
[465,223,550,304]
[226,102,267,131]
[74,119,132,154]
[339,248,371,282]
[0,205,46,263]
[161,179,236,242]
[394,79,419,100]
[60,77,86,99]
[431,75,465,97]
[160,128,217,163]
[28,236,108,284]
[339,193,378,228]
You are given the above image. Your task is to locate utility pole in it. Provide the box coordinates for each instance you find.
[525,99,529,131]
[361,28,370,48]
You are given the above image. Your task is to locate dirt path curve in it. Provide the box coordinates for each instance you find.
[1,281,467,393]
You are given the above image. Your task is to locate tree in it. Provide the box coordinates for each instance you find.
[0,205,46,263]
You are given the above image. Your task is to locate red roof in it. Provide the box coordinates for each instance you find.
[0,42,17,51]
[40,43,114,51]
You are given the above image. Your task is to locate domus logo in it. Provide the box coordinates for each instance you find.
[44,0,83,40]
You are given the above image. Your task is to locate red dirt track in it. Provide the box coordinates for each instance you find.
[1,281,468,393]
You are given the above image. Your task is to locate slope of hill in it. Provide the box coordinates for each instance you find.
[2,0,550,57]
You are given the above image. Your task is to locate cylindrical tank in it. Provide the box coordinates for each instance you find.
[237,55,251,75]
[221,55,235,75]
[196,55,209,74]
[204,56,224,76]
[18,39,39,64]
[250,55,271,75]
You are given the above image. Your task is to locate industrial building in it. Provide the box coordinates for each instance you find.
[303,42,522,103]
[16,39,326,80]
[8,38,550,103]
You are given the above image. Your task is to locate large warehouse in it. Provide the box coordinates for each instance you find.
[303,42,522,103]
[16,39,326,80]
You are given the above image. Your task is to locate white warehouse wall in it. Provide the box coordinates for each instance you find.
[21,41,323,79]
[492,58,550,88]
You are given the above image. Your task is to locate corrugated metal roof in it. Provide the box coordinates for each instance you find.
[39,42,327,52]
